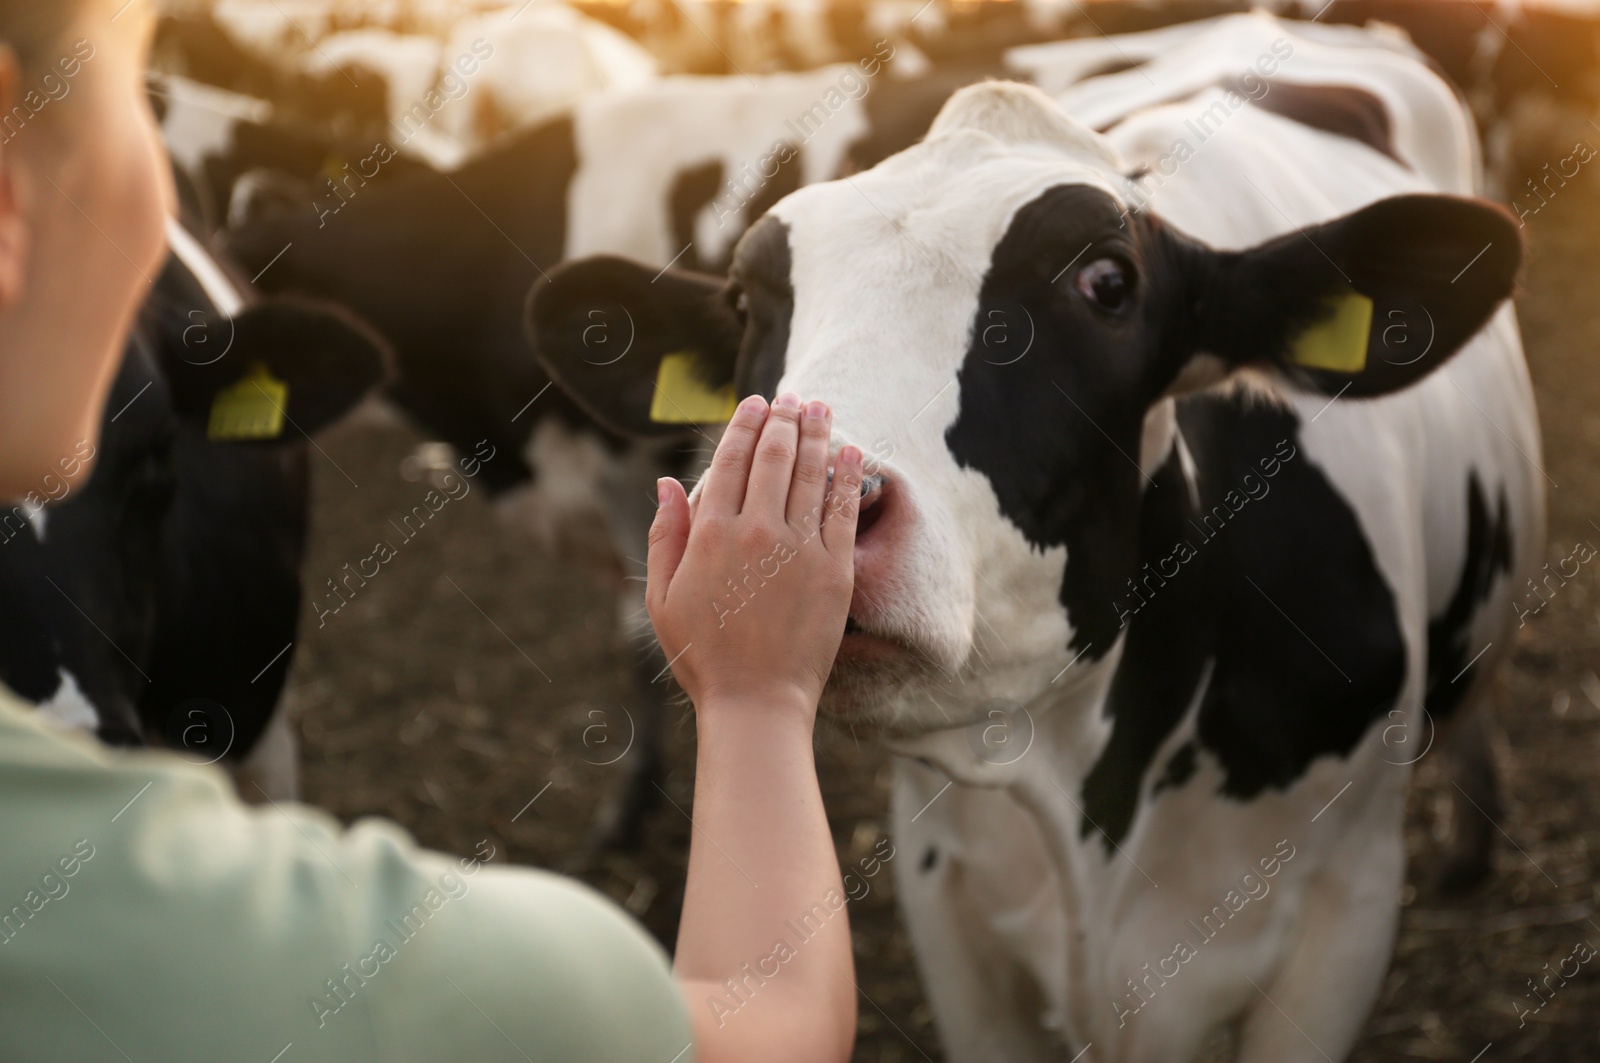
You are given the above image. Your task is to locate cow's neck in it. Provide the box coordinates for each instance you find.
[883,400,1209,1039]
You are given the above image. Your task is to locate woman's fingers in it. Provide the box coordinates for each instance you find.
[647,476,691,609]
[700,395,769,517]
[822,444,863,560]
[786,400,832,530]
[743,392,803,518]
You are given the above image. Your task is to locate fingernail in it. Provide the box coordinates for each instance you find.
[656,478,670,505]
[805,400,828,420]
[737,394,767,419]
[840,444,862,466]
[776,391,801,410]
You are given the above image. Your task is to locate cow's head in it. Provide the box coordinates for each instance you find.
[527,82,1519,734]
[0,228,392,752]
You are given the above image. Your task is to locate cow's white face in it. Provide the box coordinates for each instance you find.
[752,97,1141,730]
[529,82,1521,737]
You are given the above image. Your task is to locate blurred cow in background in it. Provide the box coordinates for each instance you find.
[150,72,441,232]
[432,4,658,152]
[0,217,390,802]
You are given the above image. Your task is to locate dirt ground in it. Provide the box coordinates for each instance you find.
[286,176,1600,1061]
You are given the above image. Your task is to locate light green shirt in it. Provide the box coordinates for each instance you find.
[0,691,692,1062]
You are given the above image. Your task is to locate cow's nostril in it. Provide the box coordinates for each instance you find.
[829,462,891,537]
[855,473,888,538]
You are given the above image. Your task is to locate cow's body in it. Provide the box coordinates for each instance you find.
[852,30,1541,1062]
[529,11,1542,1058]
[0,219,389,801]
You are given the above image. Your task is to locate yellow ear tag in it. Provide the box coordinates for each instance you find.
[1287,291,1374,374]
[207,363,289,441]
[649,350,737,424]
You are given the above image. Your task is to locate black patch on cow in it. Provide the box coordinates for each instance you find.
[7,344,179,746]
[670,159,724,272]
[1424,473,1513,722]
[1153,740,1198,795]
[0,527,67,703]
[137,436,310,756]
[1184,398,1406,800]
[1077,398,1408,850]
[945,186,1189,663]
[670,148,804,275]
[743,148,804,237]
[1073,58,1148,84]
[1234,80,1403,166]
[1079,445,1209,843]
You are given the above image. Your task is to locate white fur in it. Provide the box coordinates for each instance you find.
[568,67,870,267]
[212,0,335,63]
[434,6,657,153]
[165,216,246,319]
[1008,11,1421,98]
[155,74,271,186]
[23,501,46,542]
[35,670,99,732]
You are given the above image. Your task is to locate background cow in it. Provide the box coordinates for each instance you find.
[0,216,390,801]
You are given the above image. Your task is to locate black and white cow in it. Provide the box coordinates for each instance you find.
[0,217,389,800]
[528,13,1542,1060]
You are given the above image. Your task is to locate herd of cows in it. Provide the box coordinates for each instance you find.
[8,0,1597,1058]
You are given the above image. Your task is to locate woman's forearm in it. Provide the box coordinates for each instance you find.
[675,699,857,1063]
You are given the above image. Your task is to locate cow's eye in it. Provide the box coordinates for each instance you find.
[1075,258,1132,312]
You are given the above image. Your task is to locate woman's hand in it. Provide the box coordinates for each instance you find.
[647,392,862,714]
[654,391,863,1063]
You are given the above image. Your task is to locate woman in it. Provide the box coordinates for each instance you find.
[0,3,864,1061]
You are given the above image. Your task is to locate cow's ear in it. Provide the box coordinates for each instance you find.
[1197,194,1521,397]
[162,298,393,441]
[526,255,743,438]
